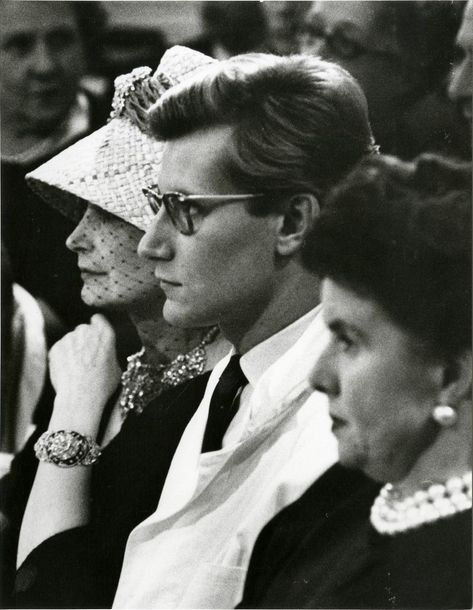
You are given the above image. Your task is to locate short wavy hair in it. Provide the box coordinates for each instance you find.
[306,153,472,358]
[148,53,376,207]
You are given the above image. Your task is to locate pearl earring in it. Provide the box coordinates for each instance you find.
[432,405,457,427]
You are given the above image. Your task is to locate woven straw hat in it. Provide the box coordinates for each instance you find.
[26,46,216,231]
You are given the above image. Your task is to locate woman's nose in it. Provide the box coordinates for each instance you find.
[137,210,173,261]
[66,218,92,253]
[309,341,339,397]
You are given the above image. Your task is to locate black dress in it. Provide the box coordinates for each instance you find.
[1,372,210,609]
[238,463,472,609]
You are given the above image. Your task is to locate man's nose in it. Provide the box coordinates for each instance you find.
[66,220,92,253]
[137,209,174,261]
[30,38,57,75]
[300,34,327,57]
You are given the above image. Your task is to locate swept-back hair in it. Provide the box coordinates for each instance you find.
[148,53,376,204]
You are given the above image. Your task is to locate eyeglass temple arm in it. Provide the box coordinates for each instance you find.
[183,193,265,201]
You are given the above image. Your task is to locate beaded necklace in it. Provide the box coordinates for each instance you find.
[370,471,472,535]
[119,326,220,418]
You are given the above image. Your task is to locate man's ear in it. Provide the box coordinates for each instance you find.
[276,193,320,256]
[437,349,472,408]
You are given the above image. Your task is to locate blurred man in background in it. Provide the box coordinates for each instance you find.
[264,1,311,55]
[1,1,110,329]
[187,1,271,59]
[301,1,469,159]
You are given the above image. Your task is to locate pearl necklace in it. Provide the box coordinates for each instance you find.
[370,472,472,535]
[119,326,219,418]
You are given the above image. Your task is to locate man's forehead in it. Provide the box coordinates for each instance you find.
[310,1,377,30]
[160,126,237,193]
[308,2,400,53]
[1,1,77,36]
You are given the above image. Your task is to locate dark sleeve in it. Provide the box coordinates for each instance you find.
[15,527,114,609]
[12,373,211,609]
[0,388,52,608]
[0,378,114,607]
[237,464,381,609]
[0,382,117,608]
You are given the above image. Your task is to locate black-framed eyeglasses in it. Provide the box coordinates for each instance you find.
[301,23,400,62]
[142,185,266,235]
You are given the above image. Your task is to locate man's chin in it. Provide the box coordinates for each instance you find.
[23,106,71,135]
[162,301,215,329]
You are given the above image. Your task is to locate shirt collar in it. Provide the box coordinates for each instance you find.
[239,304,322,389]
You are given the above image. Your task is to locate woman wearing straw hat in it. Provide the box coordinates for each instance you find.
[3,47,230,609]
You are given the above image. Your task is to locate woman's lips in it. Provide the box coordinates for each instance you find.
[79,268,106,276]
[330,414,346,431]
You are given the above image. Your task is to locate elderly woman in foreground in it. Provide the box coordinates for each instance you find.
[238,153,471,609]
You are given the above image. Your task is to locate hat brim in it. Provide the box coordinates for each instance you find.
[27,118,163,232]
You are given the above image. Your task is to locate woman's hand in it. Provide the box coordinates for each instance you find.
[18,314,122,568]
[48,314,121,432]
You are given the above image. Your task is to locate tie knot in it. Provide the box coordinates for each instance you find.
[201,354,248,453]
[218,354,247,392]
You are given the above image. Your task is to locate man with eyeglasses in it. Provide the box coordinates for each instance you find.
[111,52,376,609]
[301,1,469,159]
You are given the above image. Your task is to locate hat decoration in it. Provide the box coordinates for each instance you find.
[26,47,216,231]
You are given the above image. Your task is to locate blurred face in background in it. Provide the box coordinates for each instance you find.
[66,205,164,317]
[0,1,86,134]
[300,2,419,137]
[449,0,473,125]
[264,1,311,54]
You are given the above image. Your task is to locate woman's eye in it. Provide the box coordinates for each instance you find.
[334,332,355,352]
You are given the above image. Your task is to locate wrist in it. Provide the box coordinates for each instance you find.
[49,397,107,437]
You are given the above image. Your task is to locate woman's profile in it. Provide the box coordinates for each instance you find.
[4,46,230,609]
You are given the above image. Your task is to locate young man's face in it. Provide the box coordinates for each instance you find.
[138,125,283,335]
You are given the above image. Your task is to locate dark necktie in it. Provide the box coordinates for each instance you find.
[201,354,248,453]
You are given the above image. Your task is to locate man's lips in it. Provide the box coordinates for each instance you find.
[30,84,63,96]
[159,279,181,288]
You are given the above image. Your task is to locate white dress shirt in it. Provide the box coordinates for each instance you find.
[0,285,47,475]
[113,305,338,609]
